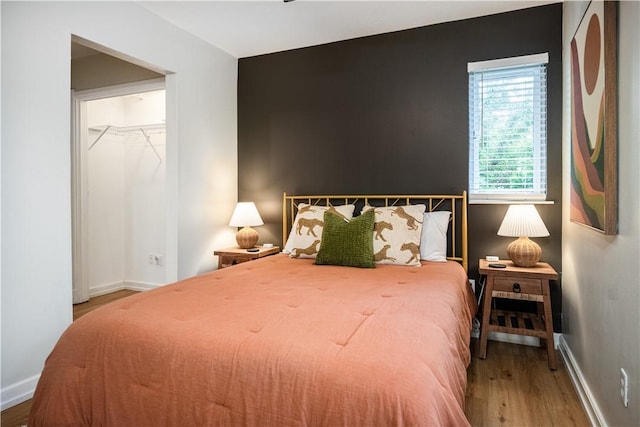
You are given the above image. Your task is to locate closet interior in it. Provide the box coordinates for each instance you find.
[83,89,167,298]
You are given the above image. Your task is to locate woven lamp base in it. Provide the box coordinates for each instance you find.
[236,226,259,249]
[507,236,542,267]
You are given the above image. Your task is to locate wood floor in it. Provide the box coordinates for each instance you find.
[3,292,588,426]
[71,289,139,321]
[465,339,590,426]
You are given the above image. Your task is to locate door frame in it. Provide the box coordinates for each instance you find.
[71,79,166,303]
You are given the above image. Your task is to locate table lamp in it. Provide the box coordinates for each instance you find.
[229,202,264,249]
[497,204,549,267]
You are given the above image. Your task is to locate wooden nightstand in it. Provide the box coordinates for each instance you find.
[213,246,280,269]
[478,259,558,370]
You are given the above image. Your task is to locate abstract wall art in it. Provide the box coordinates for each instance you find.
[570,0,617,234]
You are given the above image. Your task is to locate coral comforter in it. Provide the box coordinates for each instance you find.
[30,254,476,426]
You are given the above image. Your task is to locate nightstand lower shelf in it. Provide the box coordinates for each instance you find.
[489,310,548,338]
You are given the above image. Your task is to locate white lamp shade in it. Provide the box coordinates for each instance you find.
[229,202,264,227]
[497,205,549,238]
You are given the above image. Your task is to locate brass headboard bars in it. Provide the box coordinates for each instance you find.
[282,192,468,272]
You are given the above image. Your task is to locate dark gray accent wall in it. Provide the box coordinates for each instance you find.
[238,4,563,330]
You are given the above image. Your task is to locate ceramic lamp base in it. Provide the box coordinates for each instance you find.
[507,236,542,267]
[236,226,259,249]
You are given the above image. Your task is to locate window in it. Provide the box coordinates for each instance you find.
[468,53,548,202]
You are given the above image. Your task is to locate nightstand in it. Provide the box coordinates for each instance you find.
[478,259,558,370]
[213,246,280,269]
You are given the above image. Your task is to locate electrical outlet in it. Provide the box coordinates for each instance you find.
[621,368,629,408]
[469,279,476,293]
[148,254,163,265]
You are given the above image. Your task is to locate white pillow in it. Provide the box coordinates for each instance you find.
[420,211,451,262]
[283,204,355,258]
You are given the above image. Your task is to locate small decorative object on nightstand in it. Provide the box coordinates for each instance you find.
[214,246,280,269]
[478,258,558,370]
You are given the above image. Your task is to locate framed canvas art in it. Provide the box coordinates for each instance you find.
[570,0,617,234]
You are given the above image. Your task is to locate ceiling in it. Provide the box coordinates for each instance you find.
[141,1,559,59]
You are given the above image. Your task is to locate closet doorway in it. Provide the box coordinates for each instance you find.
[72,81,167,304]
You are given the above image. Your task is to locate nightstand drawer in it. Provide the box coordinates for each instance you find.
[219,255,252,267]
[214,246,281,269]
[493,276,542,295]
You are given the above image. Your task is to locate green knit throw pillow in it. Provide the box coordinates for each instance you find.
[315,209,375,268]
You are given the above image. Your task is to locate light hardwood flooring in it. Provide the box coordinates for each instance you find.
[71,289,139,321]
[466,339,590,426]
[3,293,588,426]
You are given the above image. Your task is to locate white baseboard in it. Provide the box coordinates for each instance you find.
[558,335,605,427]
[488,331,541,346]
[90,280,161,297]
[89,280,126,297]
[123,280,162,292]
[488,332,561,347]
[1,374,39,411]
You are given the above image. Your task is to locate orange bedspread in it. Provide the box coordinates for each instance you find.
[30,254,476,426]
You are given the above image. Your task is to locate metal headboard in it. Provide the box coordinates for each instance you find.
[282,191,468,272]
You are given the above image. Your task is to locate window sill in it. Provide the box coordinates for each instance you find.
[469,199,555,205]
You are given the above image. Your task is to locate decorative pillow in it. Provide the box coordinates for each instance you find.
[420,211,451,262]
[283,204,355,258]
[363,204,426,266]
[315,210,375,268]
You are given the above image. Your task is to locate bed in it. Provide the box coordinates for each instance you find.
[29,193,476,426]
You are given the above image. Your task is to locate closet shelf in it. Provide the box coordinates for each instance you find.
[89,123,166,136]
[88,123,165,163]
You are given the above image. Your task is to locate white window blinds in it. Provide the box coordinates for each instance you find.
[468,53,548,202]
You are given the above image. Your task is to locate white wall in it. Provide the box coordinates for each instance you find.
[1,1,238,409]
[562,2,640,426]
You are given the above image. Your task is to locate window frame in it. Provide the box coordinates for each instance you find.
[468,53,549,204]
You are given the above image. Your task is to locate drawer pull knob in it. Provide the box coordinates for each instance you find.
[512,283,521,293]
